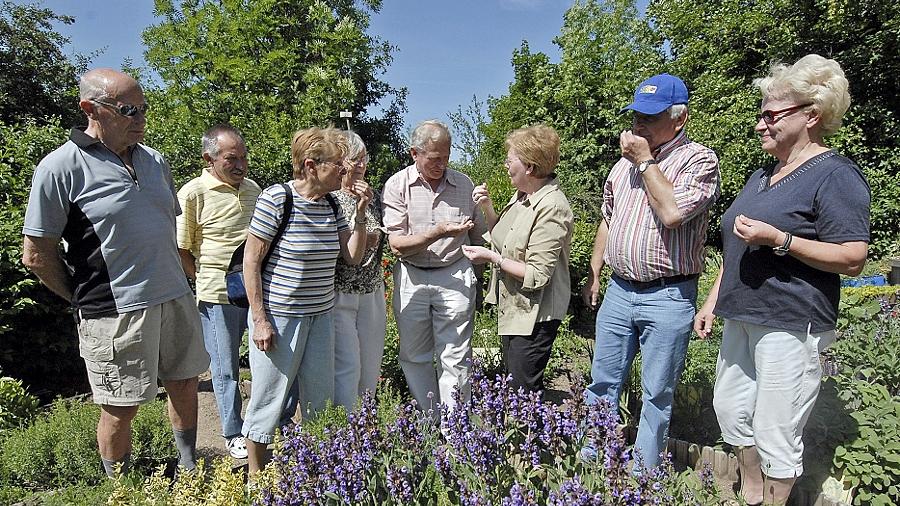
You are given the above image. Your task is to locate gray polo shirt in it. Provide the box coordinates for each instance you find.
[23,128,191,315]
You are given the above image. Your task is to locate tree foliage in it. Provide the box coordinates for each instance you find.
[0,119,85,398]
[466,0,900,254]
[141,0,407,189]
[0,1,82,126]
[474,0,663,216]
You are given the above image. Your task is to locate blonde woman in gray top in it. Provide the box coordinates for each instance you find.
[332,130,387,410]
[463,124,574,392]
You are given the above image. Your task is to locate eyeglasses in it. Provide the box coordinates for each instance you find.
[347,154,370,169]
[633,111,668,124]
[91,99,150,117]
[315,159,346,173]
[757,103,812,124]
[504,156,524,168]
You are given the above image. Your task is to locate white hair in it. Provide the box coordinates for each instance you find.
[754,54,850,136]
[668,103,688,120]
[343,130,367,161]
[410,120,451,151]
[202,124,245,158]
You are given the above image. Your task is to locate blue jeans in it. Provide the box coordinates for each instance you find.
[242,311,334,444]
[199,302,247,439]
[585,275,696,470]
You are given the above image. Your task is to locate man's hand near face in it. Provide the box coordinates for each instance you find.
[619,130,654,164]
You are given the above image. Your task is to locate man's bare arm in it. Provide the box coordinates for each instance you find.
[22,235,73,303]
[388,221,473,257]
[178,248,197,280]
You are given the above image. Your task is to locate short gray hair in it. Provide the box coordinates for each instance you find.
[202,124,245,158]
[754,54,850,136]
[668,103,688,120]
[343,130,367,161]
[410,120,451,151]
[78,72,111,101]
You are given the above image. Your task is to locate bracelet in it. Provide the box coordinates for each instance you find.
[495,254,504,269]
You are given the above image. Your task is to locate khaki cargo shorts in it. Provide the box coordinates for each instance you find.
[77,293,210,406]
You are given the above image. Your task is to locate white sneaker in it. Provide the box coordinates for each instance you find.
[226,436,248,459]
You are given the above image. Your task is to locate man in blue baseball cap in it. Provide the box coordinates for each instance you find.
[581,73,721,471]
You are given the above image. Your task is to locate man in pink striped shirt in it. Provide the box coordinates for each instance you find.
[581,74,720,471]
[382,120,487,416]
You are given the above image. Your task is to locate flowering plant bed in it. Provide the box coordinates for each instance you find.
[252,364,721,505]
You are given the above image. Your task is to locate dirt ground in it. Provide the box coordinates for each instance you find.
[194,371,247,464]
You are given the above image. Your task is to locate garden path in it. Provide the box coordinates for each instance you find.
[195,371,243,464]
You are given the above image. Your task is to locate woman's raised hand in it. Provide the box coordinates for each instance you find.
[472,182,492,209]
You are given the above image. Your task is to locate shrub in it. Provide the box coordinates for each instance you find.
[0,374,39,431]
[106,458,248,506]
[0,119,86,399]
[833,291,900,396]
[0,398,177,489]
[832,378,900,506]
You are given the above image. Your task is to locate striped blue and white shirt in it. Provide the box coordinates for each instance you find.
[249,183,348,316]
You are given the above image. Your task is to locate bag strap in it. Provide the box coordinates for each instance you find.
[324,192,340,219]
[260,183,293,269]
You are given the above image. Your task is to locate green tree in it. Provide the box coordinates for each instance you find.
[0,1,82,126]
[476,0,662,217]
[141,0,407,189]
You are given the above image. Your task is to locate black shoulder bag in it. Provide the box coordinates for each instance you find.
[225,183,293,308]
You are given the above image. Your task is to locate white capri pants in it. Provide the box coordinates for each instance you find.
[713,319,835,479]
[333,282,387,411]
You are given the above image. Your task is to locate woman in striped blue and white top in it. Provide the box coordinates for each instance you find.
[240,127,373,475]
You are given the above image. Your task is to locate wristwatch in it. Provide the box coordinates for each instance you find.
[637,159,657,174]
[773,232,793,256]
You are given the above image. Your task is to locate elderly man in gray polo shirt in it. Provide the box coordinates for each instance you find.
[382,120,486,415]
[22,68,209,476]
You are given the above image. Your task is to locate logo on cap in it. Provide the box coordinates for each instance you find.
[639,85,658,94]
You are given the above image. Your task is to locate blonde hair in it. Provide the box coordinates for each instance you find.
[290,127,349,179]
[504,124,561,178]
[754,54,850,136]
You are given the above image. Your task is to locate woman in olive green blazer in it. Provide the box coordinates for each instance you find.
[463,124,574,392]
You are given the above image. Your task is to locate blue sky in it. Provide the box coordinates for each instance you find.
[30,0,576,134]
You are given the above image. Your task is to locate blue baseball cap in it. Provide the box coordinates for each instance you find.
[620,73,689,115]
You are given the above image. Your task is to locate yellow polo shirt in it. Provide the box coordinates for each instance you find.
[176,170,261,303]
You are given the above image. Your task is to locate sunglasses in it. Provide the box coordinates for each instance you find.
[757,103,812,124]
[91,99,150,117]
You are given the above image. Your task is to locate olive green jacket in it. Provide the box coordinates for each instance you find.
[485,178,574,335]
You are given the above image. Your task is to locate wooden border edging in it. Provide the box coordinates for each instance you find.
[661,434,852,506]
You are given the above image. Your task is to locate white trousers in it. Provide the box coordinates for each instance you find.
[393,259,476,414]
[713,319,835,479]
[333,283,388,411]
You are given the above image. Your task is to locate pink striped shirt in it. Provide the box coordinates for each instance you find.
[602,130,720,281]
[382,165,487,267]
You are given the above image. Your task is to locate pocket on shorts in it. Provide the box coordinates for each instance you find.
[78,319,114,362]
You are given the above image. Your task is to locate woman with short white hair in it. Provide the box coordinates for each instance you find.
[332,131,387,410]
[694,54,870,505]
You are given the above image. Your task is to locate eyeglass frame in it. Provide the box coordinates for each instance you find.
[91,99,150,117]
[757,103,813,124]
[346,154,370,169]
[312,158,348,175]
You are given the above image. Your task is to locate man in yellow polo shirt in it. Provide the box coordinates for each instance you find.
[176,124,260,459]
